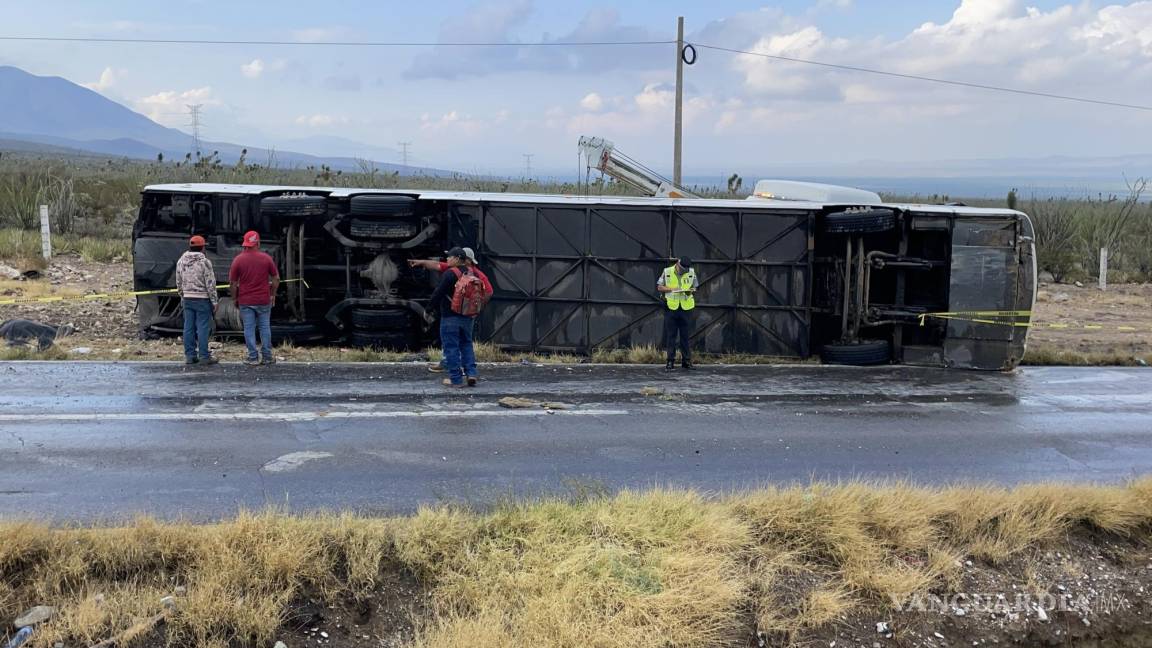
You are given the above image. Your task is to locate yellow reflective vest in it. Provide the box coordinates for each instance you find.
[660,265,697,311]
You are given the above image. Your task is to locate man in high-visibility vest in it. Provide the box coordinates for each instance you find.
[656,256,698,371]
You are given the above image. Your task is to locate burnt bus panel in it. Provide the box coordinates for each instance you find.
[675,210,738,260]
[472,201,812,356]
[589,305,664,349]
[539,208,587,255]
[735,309,810,357]
[537,259,584,299]
[536,302,586,350]
[588,260,663,301]
[591,208,667,259]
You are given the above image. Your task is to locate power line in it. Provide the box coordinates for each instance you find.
[7,31,1147,112]
[0,35,674,47]
[694,43,1152,113]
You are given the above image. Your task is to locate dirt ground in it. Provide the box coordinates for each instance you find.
[1032,281,1152,357]
[1,257,1149,363]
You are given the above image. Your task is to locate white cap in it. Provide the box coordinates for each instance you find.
[461,247,478,263]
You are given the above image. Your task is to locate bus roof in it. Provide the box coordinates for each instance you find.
[141,183,1024,217]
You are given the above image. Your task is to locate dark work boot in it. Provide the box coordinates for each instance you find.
[664,360,675,372]
[681,361,696,370]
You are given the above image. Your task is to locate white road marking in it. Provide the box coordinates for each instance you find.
[0,409,629,422]
[262,451,334,473]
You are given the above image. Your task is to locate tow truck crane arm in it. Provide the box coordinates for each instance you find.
[578,136,698,199]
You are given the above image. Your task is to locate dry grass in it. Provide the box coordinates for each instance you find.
[0,228,131,267]
[0,345,70,360]
[1022,343,1152,367]
[2,481,1151,647]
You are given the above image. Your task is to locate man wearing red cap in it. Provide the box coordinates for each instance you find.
[175,235,219,365]
[229,231,280,365]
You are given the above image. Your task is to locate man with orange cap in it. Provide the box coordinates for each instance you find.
[175,234,219,365]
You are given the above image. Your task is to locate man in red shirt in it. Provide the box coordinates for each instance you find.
[408,247,493,375]
[229,231,280,366]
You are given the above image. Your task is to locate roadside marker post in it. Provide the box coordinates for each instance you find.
[39,205,52,260]
[1099,247,1109,291]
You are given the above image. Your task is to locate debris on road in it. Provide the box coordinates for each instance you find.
[640,386,664,396]
[497,397,573,410]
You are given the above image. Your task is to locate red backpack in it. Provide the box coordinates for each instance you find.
[450,267,490,316]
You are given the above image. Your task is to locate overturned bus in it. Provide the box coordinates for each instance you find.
[132,183,1036,370]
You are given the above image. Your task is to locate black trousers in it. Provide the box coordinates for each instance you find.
[663,308,693,362]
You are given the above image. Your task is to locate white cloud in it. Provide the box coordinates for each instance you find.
[405,2,663,79]
[419,110,487,136]
[294,114,349,128]
[82,67,123,93]
[240,59,265,79]
[136,87,218,126]
[579,93,604,112]
[566,83,716,138]
[721,0,1152,129]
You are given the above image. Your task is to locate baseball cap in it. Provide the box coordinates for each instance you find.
[242,231,260,247]
[444,246,467,259]
[677,256,693,269]
[461,247,478,263]
[189,235,206,247]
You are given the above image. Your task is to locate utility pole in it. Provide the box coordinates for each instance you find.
[186,104,203,157]
[523,153,534,179]
[397,141,411,167]
[673,16,684,186]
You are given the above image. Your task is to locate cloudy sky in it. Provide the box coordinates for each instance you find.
[2,0,1151,175]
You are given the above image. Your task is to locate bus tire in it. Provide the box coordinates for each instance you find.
[260,196,327,219]
[823,208,895,234]
[350,307,412,330]
[270,322,325,345]
[820,339,891,366]
[350,195,416,217]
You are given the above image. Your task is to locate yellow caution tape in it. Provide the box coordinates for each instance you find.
[0,279,308,306]
[919,310,1147,332]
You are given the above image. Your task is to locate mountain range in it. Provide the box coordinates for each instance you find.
[0,65,442,174]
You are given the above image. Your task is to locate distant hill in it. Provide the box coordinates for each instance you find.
[0,66,192,149]
[0,65,447,175]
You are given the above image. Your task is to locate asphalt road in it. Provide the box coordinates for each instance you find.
[0,362,1149,521]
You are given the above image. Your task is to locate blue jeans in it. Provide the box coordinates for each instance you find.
[240,304,273,361]
[438,318,477,373]
[182,298,214,361]
[440,314,477,384]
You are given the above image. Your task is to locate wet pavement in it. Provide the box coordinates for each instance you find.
[0,362,1149,521]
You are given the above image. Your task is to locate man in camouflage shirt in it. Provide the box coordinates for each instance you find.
[176,235,219,365]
